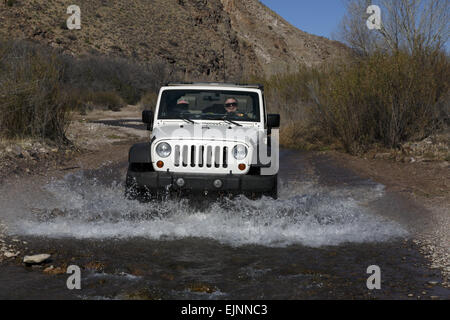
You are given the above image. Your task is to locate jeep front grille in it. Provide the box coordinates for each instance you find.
[174,144,229,169]
[154,141,250,174]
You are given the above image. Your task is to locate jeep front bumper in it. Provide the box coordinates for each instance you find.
[127,171,277,193]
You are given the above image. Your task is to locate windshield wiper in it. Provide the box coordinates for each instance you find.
[223,118,242,127]
[180,114,196,124]
[223,115,242,127]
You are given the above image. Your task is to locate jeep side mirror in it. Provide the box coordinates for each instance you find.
[142,110,154,131]
[267,114,280,128]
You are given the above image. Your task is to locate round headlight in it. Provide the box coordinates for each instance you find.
[232,144,248,160]
[156,142,172,158]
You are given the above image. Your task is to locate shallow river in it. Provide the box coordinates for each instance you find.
[0,148,448,299]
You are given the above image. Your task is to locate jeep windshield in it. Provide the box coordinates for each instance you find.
[158,90,260,122]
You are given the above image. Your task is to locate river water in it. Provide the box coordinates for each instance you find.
[0,149,447,299]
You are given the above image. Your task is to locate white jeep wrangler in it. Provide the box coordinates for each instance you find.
[125,82,280,200]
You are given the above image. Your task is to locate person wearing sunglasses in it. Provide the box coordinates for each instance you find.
[224,98,239,112]
[223,97,248,119]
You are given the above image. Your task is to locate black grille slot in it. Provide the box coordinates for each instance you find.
[223,147,228,168]
[206,146,213,168]
[191,145,196,167]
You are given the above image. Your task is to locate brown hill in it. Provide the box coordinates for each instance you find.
[0,0,349,79]
[221,0,351,74]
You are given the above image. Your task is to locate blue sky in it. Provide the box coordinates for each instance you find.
[260,1,449,51]
[260,0,346,39]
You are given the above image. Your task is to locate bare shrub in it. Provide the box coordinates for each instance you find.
[245,66,333,149]
[311,50,450,153]
[62,55,170,105]
[260,0,450,153]
[0,40,73,143]
[0,39,172,142]
[250,50,449,153]
[6,0,17,7]
[338,0,450,55]
[138,91,159,111]
[81,91,126,112]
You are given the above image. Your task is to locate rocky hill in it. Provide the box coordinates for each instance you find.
[221,0,350,74]
[0,0,350,79]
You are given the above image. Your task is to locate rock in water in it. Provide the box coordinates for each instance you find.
[23,254,51,264]
[4,251,18,258]
[43,266,66,275]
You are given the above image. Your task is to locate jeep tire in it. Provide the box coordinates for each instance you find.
[125,172,154,202]
[264,174,278,199]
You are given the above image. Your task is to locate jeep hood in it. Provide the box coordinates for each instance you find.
[152,124,259,145]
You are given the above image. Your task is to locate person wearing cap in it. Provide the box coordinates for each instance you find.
[177,99,189,106]
[174,99,189,112]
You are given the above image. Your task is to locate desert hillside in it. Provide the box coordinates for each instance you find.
[0,0,349,79]
[220,0,350,74]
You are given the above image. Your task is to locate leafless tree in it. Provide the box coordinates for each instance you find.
[338,0,449,55]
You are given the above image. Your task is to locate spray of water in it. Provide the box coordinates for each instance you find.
[9,171,407,247]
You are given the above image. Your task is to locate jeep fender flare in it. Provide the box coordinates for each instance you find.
[128,142,152,164]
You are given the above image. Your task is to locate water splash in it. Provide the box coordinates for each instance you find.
[9,171,407,247]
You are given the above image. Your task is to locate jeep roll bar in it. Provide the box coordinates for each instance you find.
[165,82,264,90]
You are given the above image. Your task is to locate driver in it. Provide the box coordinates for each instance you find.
[224,98,247,118]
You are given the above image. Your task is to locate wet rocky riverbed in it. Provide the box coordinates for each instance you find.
[0,147,448,300]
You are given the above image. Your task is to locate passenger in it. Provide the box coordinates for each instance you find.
[174,99,189,113]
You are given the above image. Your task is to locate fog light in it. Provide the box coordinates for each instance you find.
[157,161,164,168]
[238,163,246,171]
[213,179,223,189]
[176,178,185,187]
